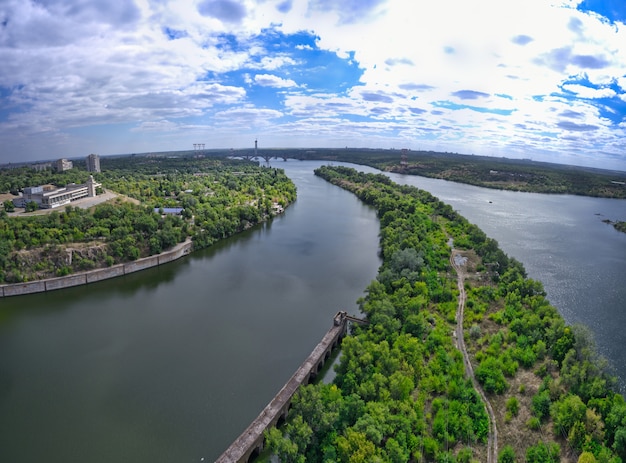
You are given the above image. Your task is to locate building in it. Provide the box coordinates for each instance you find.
[32,162,52,171]
[154,207,184,215]
[13,176,101,209]
[86,153,101,173]
[55,158,73,171]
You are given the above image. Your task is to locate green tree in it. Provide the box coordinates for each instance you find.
[475,357,507,394]
[578,451,597,463]
[525,442,560,463]
[3,200,15,212]
[552,394,587,438]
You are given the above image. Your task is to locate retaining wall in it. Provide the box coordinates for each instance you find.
[0,240,193,298]
[44,274,88,292]
[124,255,160,274]
[86,265,125,283]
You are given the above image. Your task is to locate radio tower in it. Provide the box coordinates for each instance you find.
[400,148,409,171]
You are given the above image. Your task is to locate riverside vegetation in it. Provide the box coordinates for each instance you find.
[291,148,626,199]
[292,148,625,233]
[263,166,626,463]
[0,155,296,284]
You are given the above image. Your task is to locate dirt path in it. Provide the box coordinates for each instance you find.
[450,251,498,463]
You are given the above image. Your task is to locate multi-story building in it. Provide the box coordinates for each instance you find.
[86,153,101,173]
[55,158,73,171]
[32,162,52,171]
[13,176,101,209]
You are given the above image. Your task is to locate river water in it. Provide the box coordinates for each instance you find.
[0,161,382,463]
[385,172,626,389]
[0,160,624,462]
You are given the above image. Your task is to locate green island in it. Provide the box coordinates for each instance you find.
[262,166,626,463]
[290,148,626,199]
[606,221,626,234]
[0,155,296,284]
[291,147,626,234]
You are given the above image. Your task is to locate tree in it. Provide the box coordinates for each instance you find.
[526,442,560,463]
[3,200,14,212]
[578,451,597,463]
[265,427,302,463]
[613,427,626,460]
[336,428,378,463]
[475,357,507,394]
[25,201,38,212]
[552,394,587,437]
[532,389,552,420]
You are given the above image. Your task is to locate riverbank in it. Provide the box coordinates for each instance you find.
[279,148,626,198]
[0,239,192,297]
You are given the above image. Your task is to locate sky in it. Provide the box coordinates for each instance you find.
[1,0,626,170]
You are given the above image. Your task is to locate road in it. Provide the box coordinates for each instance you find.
[450,250,498,463]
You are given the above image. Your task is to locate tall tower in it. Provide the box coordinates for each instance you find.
[400,149,408,169]
[254,139,258,158]
[86,153,101,173]
[87,175,97,197]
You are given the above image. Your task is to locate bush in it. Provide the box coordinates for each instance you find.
[506,397,520,416]
[498,445,516,463]
[56,266,72,277]
[475,357,507,394]
[526,417,541,431]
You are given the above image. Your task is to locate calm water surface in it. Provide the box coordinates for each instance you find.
[0,160,624,463]
[0,161,382,463]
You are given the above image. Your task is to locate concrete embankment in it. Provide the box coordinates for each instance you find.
[0,239,193,298]
[215,311,348,463]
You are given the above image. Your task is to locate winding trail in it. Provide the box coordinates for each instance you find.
[450,251,498,463]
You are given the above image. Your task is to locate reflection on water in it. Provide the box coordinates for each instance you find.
[0,161,623,463]
[0,161,382,463]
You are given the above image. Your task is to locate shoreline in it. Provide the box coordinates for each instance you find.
[0,239,193,298]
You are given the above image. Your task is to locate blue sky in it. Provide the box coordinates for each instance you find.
[1,0,626,170]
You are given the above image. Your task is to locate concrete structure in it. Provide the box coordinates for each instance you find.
[215,311,351,463]
[86,153,101,173]
[55,158,73,171]
[154,207,184,215]
[0,239,192,297]
[32,162,52,171]
[13,176,101,209]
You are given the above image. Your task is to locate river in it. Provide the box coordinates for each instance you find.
[383,172,626,390]
[0,161,382,463]
[0,160,624,462]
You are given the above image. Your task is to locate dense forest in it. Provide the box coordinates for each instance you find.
[263,166,626,463]
[0,155,296,284]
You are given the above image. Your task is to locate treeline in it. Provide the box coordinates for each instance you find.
[0,156,296,283]
[264,165,625,463]
[279,148,626,199]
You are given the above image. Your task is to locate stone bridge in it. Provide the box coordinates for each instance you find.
[215,311,353,463]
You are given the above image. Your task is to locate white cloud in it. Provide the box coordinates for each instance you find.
[0,0,625,169]
[254,74,299,88]
[562,84,616,99]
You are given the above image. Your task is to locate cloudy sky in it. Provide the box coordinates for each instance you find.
[1,0,626,170]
